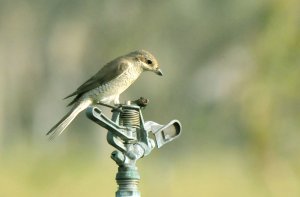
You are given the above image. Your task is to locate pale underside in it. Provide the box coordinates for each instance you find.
[79,64,143,104]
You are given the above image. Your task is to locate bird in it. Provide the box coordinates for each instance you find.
[46,49,163,139]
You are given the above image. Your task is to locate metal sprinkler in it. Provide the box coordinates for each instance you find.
[86,97,182,197]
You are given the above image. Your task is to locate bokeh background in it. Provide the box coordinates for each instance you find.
[0,0,300,196]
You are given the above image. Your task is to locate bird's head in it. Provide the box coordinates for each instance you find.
[129,50,163,76]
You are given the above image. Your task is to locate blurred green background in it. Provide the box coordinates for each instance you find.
[0,0,300,196]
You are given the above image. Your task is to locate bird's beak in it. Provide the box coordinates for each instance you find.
[155,68,163,76]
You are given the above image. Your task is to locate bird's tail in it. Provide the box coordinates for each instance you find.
[46,99,92,140]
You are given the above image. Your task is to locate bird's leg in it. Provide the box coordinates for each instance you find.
[110,95,123,112]
[111,106,123,113]
[113,95,120,106]
[96,101,116,109]
[96,101,123,113]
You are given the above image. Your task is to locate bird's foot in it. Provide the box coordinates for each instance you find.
[96,97,148,112]
[111,104,123,113]
[96,101,116,109]
[96,101,123,112]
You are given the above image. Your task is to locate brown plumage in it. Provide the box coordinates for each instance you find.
[46,50,163,139]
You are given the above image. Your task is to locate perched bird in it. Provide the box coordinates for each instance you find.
[46,50,163,139]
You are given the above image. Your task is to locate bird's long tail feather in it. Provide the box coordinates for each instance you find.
[46,99,92,140]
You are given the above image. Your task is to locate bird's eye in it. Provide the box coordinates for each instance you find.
[146,59,152,64]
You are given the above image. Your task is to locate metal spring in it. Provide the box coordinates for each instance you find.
[120,108,140,128]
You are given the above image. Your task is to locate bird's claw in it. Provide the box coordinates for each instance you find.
[96,101,123,112]
[96,97,148,112]
[111,104,123,113]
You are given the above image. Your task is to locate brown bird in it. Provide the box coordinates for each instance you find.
[46,50,163,139]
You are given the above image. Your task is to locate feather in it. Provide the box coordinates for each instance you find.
[46,99,92,139]
[64,60,130,106]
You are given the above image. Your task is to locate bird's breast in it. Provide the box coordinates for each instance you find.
[84,66,143,103]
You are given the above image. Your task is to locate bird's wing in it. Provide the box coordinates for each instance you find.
[64,59,130,100]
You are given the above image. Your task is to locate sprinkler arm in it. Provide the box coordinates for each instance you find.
[86,104,182,165]
[86,107,135,141]
[86,106,152,164]
[144,120,182,148]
